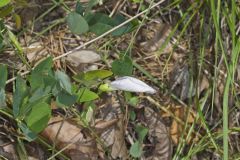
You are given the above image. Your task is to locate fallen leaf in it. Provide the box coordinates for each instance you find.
[98,95,128,159]
[66,50,101,67]
[41,117,99,159]
[144,107,172,160]
[170,107,196,145]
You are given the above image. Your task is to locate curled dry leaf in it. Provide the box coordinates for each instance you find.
[144,107,172,160]
[66,50,101,67]
[98,97,128,159]
[110,76,156,94]
[169,65,210,100]
[169,65,190,100]
[41,117,99,160]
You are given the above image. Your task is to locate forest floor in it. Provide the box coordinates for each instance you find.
[0,0,240,160]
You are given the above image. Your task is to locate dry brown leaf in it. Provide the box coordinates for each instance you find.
[199,74,209,92]
[170,108,181,144]
[110,117,128,159]
[0,143,18,160]
[144,107,172,160]
[95,119,118,131]
[41,117,99,159]
[98,111,128,159]
[66,50,101,66]
[170,107,196,145]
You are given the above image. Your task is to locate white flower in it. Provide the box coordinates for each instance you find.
[109,76,156,94]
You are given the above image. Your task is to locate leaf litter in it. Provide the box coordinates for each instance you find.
[0,0,240,159]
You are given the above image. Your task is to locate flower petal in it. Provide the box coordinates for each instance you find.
[110,76,156,94]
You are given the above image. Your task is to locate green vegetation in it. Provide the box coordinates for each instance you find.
[0,0,239,159]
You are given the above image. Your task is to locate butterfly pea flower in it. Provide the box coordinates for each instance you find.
[99,76,156,94]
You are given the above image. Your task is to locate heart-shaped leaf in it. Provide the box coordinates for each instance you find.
[55,70,72,93]
[135,125,148,142]
[66,11,89,34]
[111,56,133,76]
[25,102,51,133]
[56,90,77,107]
[13,77,29,117]
[130,141,142,158]
[77,88,99,102]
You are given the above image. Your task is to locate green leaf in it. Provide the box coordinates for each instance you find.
[0,0,10,8]
[29,87,51,103]
[129,110,136,121]
[13,77,29,117]
[86,0,98,11]
[73,69,112,85]
[18,123,37,141]
[135,125,148,142]
[84,70,113,81]
[77,88,99,102]
[111,14,134,36]
[66,11,89,34]
[25,102,51,133]
[8,30,30,67]
[43,75,57,89]
[13,13,21,29]
[56,90,77,107]
[0,64,7,107]
[98,83,114,92]
[0,89,6,107]
[130,141,142,158]
[32,56,53,74]
[0,5,13,18]
[128,97,139,107]
[81,104,94,124]
[55,70,72,93]
[86,13,115,26]
[89,23,113,36]
[75,1,85,15]
[86,13,115,35]
[29,57,53,90]
[85,13,134,36]
[111,56,133,76]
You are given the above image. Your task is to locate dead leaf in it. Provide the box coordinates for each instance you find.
[98,95,128,159]
[170,107,196,145]
[66,50,101,67]
[110,117,128,159]
[41,117,99,159]
[144,107,172,160]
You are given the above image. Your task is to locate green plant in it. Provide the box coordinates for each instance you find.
[0,55,155,142]
[130,124,148,158]
[66,1,137,36]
